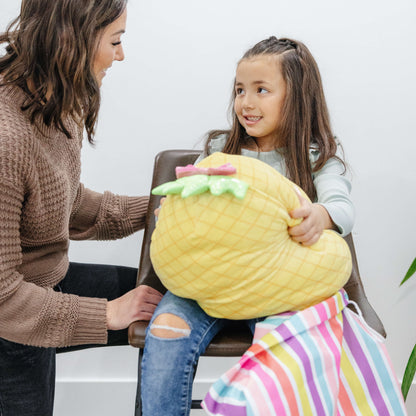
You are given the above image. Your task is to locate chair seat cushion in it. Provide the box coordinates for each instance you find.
[150,153,352,319]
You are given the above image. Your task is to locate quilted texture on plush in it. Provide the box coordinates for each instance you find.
[150,152,352,319]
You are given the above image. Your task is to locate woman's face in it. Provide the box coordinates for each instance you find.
[93,9,127,87]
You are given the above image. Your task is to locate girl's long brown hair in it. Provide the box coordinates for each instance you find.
[0,0,127,143]
[205,36,345,200]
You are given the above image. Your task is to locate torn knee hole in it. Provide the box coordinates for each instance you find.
[150,313,191,338]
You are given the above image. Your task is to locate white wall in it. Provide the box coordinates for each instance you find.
[2,0,416,414]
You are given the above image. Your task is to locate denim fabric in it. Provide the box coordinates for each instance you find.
[0,262,137,416]
[140,291,259,416]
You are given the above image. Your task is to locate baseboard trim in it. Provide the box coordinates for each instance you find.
[54,379,416,415]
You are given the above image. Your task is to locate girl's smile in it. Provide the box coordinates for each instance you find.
[243,115,262,125]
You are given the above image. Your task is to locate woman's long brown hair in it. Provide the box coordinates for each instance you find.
[0,0,127,143]
[205,37,345,200]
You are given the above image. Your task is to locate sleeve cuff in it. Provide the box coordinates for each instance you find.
[320,203,353,237]
[71,297,108,346]
[127,196,149,232]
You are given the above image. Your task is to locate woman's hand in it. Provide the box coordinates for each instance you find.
[106,285,163,330]
[288,191,335,246]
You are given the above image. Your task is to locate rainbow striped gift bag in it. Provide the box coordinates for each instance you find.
[202,290,407,415]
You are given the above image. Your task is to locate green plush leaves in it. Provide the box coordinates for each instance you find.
[152,174,249,199]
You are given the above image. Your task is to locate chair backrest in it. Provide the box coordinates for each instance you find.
[137,150,201,294]
[137,149,386,337]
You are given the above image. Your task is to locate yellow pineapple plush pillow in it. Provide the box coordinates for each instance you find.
[150,152,352,319]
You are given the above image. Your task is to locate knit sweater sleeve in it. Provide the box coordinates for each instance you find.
[0,135,107,347]
[69,183,149,240]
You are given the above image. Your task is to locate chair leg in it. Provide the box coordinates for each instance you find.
[191,400,202,409]
[135,348,143,416]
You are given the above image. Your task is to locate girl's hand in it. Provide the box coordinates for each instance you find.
[154,197,166,218]
[288,191,335,246]
[106,285,163,330]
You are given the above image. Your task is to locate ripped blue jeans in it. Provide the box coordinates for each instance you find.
[140,291,259,416]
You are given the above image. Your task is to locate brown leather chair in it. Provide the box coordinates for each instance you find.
[128,149,386,413]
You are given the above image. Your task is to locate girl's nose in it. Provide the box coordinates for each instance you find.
[242,95,255,110]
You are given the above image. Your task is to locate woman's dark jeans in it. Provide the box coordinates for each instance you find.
[0,262,137,416]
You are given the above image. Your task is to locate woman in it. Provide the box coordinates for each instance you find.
[0,0,162,414]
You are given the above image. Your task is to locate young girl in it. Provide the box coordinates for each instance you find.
[141,36,354,416]
[0,1,162,414]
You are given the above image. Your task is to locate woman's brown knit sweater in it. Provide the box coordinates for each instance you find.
[0,83,149,348]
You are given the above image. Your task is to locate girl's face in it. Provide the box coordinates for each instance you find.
[93,9,127,87]
[234,55,286,150]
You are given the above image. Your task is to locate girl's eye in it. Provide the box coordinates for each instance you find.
[112,41,122,46]
[235,88,244,95]
[258,87,268,94]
